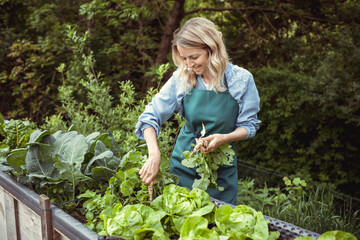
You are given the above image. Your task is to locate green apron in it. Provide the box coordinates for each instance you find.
[170,79,239,205]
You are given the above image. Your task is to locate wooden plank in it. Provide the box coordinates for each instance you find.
[54,228,70,240]
[17,199,42,240]
[39,194,53,240]
[53,229,62,240]
[0,186,8,239]
[0,172,99,240]
[4,190,18,240]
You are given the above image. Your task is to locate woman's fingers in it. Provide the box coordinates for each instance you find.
[140,167,153,185]
[139,158,160,185]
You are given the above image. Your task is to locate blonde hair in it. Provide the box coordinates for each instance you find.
[172,17,229,92]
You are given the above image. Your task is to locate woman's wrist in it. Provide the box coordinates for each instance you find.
[222,127,248,143]
[148,149,161,158]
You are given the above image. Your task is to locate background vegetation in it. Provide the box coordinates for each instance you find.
[1,0,359,221]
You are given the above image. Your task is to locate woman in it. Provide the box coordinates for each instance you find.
[135,17,260,205]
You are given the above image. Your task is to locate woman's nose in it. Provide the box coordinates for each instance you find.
[187,59,194,67]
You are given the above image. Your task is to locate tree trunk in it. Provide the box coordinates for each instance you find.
[146,0,185,89]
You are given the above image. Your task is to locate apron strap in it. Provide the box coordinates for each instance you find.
[223,74,228,89]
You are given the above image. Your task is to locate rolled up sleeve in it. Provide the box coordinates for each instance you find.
[135,74,179,140]
[235,73,261,139]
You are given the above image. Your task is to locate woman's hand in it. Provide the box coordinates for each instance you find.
[139,152,161,185]
[141,127,161,185]
[197,133,226,154]
[197,127,248,154]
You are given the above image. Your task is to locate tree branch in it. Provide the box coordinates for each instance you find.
[234,8,266,41]
[261,10,278,33]
[185,7,341,25]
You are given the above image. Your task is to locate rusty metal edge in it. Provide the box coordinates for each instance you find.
[0,171,99,240]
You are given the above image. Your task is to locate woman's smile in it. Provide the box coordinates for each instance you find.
[177,45,209,76]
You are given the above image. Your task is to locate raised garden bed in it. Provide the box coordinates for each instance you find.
[0,171,99,240]
[0,171,320,240]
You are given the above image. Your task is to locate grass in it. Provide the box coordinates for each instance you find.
[237,178,360,238]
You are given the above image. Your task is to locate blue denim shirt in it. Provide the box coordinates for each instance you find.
[135,62,261,140]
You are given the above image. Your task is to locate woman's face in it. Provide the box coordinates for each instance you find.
[177,45,209,77]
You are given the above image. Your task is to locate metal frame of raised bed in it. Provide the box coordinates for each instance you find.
[0,171,320,240]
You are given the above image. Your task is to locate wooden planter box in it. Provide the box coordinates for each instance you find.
[0,171,99,240]
[0,171,320,240]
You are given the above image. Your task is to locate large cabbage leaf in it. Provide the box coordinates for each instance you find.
[25,130,58,181]
[5,148,27,172]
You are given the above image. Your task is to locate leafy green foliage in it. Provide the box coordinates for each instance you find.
[88,183,279,239]
[237,52,360,197]
[0,119,34,149]
[237,177,360,237]
[150,184,216,235]
[0,1,359,237]
[214,204,280,240]
[103,204,167,239]
[46,25,181,159]
[181,143,234,191]
[1,127,120,203]
[77,148,177,232]
[294,230,357,240]
[0,118,36,172]
[1,0,358,201]
[179,216,219,240]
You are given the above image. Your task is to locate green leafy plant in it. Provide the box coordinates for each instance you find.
[179,216,219,240]
[47,25,180,160]
[214,204,280,240]
[181,143,234,191]
[92,183,280,240]
[294,230,357,240]
[237,177,360,237]
[0,118,35,172]
[101,204,168,239]
[77,148,177,231]
[150,184,216,235]
[2,128,120,204]
[0,118,35,149]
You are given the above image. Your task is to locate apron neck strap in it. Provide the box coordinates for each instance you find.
[224,74,228,89]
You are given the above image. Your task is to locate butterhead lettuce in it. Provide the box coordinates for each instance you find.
[215,204,279,240]
[150,184,216,234]
[179,216,219,240]
[105,204,167,239]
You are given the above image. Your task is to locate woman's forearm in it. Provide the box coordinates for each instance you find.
[221,127,248,144]
[139,127,161,185]
[143,127,161,158]
[201,127,248,153]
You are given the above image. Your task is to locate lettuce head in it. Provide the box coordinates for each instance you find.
[215,205,279,240]
[150,184,216,234]
[105,204,167,239]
